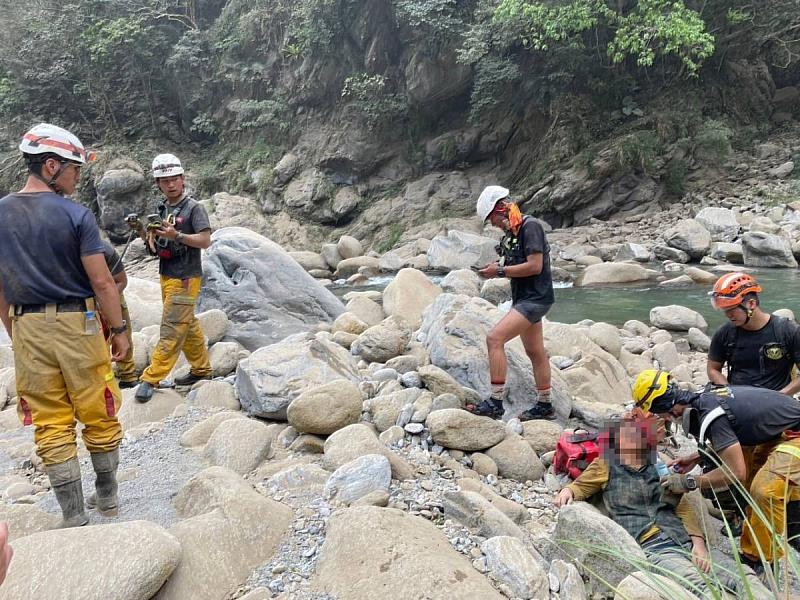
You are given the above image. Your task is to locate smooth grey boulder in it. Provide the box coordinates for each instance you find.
[198,227,345,350]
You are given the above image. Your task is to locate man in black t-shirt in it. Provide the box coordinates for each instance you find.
[633,369,800,571]
[470,186,555,421]
[707,272,800,395]
[133,154,213,403]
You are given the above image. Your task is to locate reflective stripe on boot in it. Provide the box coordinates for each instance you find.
[45,457,89,528]
[87,448,119,516]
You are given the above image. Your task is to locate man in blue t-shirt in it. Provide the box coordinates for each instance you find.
[0,124,129,528]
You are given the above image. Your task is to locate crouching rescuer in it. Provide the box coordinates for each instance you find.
[134,153,212,403]
[0,124,129,526]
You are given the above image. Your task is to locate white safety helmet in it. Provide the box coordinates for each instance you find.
[19,123,92,165]
[476,185,510,222]
[152,153,184,179]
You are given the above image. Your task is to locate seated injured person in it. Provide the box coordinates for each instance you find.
[553,416,770,599]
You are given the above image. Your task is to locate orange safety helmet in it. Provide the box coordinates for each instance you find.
[710,272,762,310]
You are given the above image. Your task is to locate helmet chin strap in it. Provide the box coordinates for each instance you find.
[30,162,65,195]
[740,303,753,325]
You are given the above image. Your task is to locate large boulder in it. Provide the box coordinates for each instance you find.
[351,316,412,363]
[323,454,391,505]
[576,262,651,286]
[198,227,345,350]
[124,277,162,332]
[649,305,707,331]
[203,418,274,475]
[551,502,645,595]
[287,380,362,435]
[312,506,503,599]
[235,332,360,419]
[197,309,230,345]
[156,467,292,600]
[709,242,744,264]
[485,434,545,482]
[443,490,526,540]
[742,231,798,268]
[288,251,329,272]
[1,521,180,600]
[481,536,549,599]
[663,219,711,259]
[0,504,60,542]
[614,243,650,262]
[337,235,363,259]
[418,294,572,420]
[382,268,442,328]
[441,269,481,297]
[694,207,739,242]
[95,166,148,241]
[426,230,498,271]
[543,322,631,424]
[345,296,384,326]
[323,424,413,480]
[426,409,506,451]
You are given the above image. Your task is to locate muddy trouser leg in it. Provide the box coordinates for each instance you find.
[741,439,800,563]
[140,276,210,383]
[115,298,137,383]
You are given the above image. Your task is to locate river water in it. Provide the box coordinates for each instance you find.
[332,267,800,332]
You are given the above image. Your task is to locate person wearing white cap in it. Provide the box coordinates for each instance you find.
[470,185,555,420]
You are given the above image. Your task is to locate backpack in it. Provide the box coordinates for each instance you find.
[554,429,600,480]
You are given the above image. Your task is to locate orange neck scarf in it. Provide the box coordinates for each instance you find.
[507,203,523,235]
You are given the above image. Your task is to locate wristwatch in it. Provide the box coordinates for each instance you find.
[685,474,697,490]
[110,321,127,336]
[496,267,506,278]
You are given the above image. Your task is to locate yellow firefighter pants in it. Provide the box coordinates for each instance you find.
[140,276,211,385]
[741,436,800,562]
[114,297,137,383]
[12,310,122,466]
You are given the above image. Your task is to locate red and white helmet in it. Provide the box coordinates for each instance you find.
[152,154,184,179]
[19,123,92,164]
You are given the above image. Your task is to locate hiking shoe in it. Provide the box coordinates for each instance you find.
[118,380,138,389]
[519,402,556,421]
[174,372,212,387]
[739,553,765,577]
[135,381,154,403]
[465,397,505,419]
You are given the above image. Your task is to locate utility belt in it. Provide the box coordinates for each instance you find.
[11,298,91,316]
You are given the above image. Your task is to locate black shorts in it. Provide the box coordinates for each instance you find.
[512,301,552,324]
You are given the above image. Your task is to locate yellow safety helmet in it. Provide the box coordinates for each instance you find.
[632,369,670,412]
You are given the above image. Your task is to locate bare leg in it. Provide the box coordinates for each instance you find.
[520,320,551,396]
[486,309,537,391]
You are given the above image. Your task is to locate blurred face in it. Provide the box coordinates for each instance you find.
[617,423,647,463]
[157,175,185,202]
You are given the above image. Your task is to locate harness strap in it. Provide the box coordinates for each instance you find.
[698,406,728,447]
[775,444,800,461]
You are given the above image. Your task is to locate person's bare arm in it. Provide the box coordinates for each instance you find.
[82,254,124,327]
[0,282,11,339]
[697,443,747,489]
[155,224,211,249]
[706,359,728,386]
[478,253,543,279]
[780,373,800,397]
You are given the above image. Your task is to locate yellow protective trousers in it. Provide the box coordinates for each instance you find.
[140,276,211,385]
[114,297,137,383]
[741,436,800,562]
[12,309,122,466]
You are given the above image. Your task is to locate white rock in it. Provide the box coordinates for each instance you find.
[649,305,707,331]
[577,262,650,286]
[687,328,711,352]
[383,268,442,329]
[694,207,739,242]
[209,341,248,377]
[286,380,362,435]
[197,309,230,345]
[324,454,391,504]
[187,381,240,410]
[337,235,363,259]
[426,230,499,272]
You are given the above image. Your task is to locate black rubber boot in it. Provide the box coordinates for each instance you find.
[135,381,154,403]
[45,458,89,528]
[466,396,505,419]
[86,448,119,516]
[174,372,212,386]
